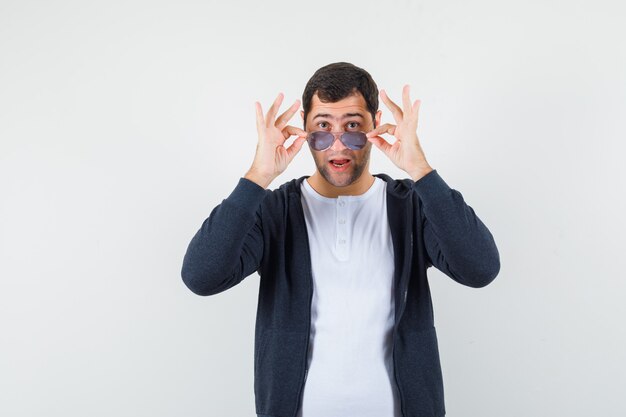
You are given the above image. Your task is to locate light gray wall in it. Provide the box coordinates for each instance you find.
[1,0,624,416]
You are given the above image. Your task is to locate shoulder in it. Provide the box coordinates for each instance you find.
[373,173,415,198]
[258,176,309,210]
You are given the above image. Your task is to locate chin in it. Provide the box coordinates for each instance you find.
[319,167,360,187]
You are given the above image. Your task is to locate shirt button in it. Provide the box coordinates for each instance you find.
[339,239,346,244]
[338,201,345,207]
[338,218,345,224]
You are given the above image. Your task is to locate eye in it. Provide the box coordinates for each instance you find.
[317,121,330,129]
[347,121,360,129]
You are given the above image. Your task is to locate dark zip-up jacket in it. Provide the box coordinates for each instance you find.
[181,169,500,417]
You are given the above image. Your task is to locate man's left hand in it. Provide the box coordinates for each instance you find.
[366,85,434,182]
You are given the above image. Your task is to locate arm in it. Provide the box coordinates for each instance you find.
[366,85,500,287]
[181,178,267,296]
[414,169,500,288]
[181,92,307,296]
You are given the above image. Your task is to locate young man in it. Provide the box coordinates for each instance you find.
[181,62,500,417]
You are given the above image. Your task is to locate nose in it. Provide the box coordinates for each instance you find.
[329,132,348,152]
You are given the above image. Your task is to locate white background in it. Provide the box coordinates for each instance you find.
[1,0,625,416]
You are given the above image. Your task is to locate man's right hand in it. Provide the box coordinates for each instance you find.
[244,92,308,189]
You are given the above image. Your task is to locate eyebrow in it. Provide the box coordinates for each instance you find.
[312,112,365,121]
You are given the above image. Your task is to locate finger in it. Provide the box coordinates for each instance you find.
[276,99,301,130]
[367,135,393,154]
[284,125,308,139]
[402,85,412,116]
[412,99,421,125]
[286,136,307,162]
[366,123,396,137]
[255,101,264,132]
[365,123,394,137]
[380,89,403,124]
[266,92,284,127]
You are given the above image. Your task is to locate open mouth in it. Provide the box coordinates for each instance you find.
[329,159,351,171]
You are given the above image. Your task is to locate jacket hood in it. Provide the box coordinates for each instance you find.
[279,173,415,199]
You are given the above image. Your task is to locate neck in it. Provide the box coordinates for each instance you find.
[307,171,375,198]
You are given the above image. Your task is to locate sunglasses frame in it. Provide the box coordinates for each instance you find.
[306,130,369,151]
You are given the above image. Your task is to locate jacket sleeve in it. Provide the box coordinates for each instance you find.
[181,177,267,296]
[413,169,500,288]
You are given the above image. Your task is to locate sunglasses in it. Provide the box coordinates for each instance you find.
[306,131,369,151]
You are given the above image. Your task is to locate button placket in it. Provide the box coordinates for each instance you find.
[336,197,348,260]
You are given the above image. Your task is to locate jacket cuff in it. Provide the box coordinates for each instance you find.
[224,177,268,216]
[412,169,453,206]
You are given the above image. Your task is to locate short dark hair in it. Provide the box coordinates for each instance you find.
[302,62,379,130]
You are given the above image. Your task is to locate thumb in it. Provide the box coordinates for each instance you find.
[286,136,307,161]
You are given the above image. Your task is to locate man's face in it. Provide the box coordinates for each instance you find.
[301,92,381,188]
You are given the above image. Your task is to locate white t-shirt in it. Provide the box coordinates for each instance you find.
[296,177,401,417]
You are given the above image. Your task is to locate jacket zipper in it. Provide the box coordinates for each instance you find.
[392,231,413,417]
[294,260,313,416]
[294,197,314,417]
[392,285,409,417]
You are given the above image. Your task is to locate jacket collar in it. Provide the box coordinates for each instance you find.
[280,173,414,199]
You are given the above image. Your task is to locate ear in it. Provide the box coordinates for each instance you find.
[300,110,304,120]
[375,110,382,128]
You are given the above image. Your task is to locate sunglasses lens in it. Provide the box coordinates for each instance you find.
[341,132,367,149]
[308,131,334,150]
